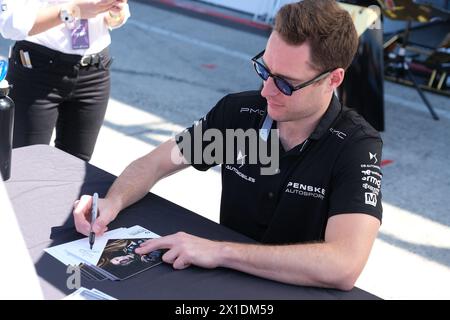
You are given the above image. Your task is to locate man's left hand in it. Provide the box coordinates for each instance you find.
[135,232,223,270]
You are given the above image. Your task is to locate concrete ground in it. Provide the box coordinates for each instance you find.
[1,0,449,299]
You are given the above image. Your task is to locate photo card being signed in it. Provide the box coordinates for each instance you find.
[93,238,165,280]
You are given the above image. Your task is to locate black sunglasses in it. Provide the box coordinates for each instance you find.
[251,50,331,96]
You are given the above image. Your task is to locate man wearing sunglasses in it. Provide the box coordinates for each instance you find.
[74,0,382,291]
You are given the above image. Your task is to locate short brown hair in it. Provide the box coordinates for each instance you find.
[274,0,358,71]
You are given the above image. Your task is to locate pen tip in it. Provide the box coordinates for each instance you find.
[90,244,93,250]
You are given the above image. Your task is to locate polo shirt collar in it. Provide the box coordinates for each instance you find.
[259,94,342,141]
[309,94,342,140]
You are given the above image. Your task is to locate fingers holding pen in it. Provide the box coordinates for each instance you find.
[92,215,108,236]
[73,195,93,236]
[73,195,116,236]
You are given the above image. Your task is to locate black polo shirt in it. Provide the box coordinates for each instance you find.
[176,91,383,244]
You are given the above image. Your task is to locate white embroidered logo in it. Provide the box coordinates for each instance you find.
[369,152,378,164]
[365,192,377,207]
[237,150,247,168]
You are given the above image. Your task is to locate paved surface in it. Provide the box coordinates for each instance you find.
[1,0,449,299]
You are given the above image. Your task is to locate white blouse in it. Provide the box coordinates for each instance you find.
[0,0,130,55]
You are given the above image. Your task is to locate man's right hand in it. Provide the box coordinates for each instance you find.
[73,195,119,236]
[71,0,125,19]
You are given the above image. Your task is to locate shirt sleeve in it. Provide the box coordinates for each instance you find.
[175,95,230,172]
[0,0,40,40]
[328,135,383,222]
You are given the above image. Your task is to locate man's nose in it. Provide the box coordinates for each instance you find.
[261,77,279,98]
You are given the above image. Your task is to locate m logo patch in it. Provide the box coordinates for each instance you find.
[365,192,377,207]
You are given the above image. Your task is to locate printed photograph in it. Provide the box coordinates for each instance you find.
[97,238,164,280]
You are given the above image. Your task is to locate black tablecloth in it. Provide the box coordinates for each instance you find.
[5,145,379,300]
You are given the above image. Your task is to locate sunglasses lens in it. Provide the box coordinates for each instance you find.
[254,62,269,81]
[274,78,292,96]
[253,60,293,96]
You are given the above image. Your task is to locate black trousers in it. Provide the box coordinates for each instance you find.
[7,41,112,161]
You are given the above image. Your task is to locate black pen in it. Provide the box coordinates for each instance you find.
[89,193,99,250]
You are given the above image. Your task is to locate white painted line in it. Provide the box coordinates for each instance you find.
[128,19,252,61]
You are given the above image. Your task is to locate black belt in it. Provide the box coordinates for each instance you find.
[13,41,109,67]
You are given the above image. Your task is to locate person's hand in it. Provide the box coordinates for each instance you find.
[109,0,127,15]
[71,0,123,19]
[72,195,119,236]
[135,232,222,270]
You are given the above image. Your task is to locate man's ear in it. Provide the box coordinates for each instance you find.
[329,68,345,90]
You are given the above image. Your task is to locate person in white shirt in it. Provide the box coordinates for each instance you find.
[0,0,130,161]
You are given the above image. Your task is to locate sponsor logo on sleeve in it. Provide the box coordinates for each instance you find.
[361,160,382,207]
[365,192,378,207]
[361,175,381,188]
[369,152,378,164]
